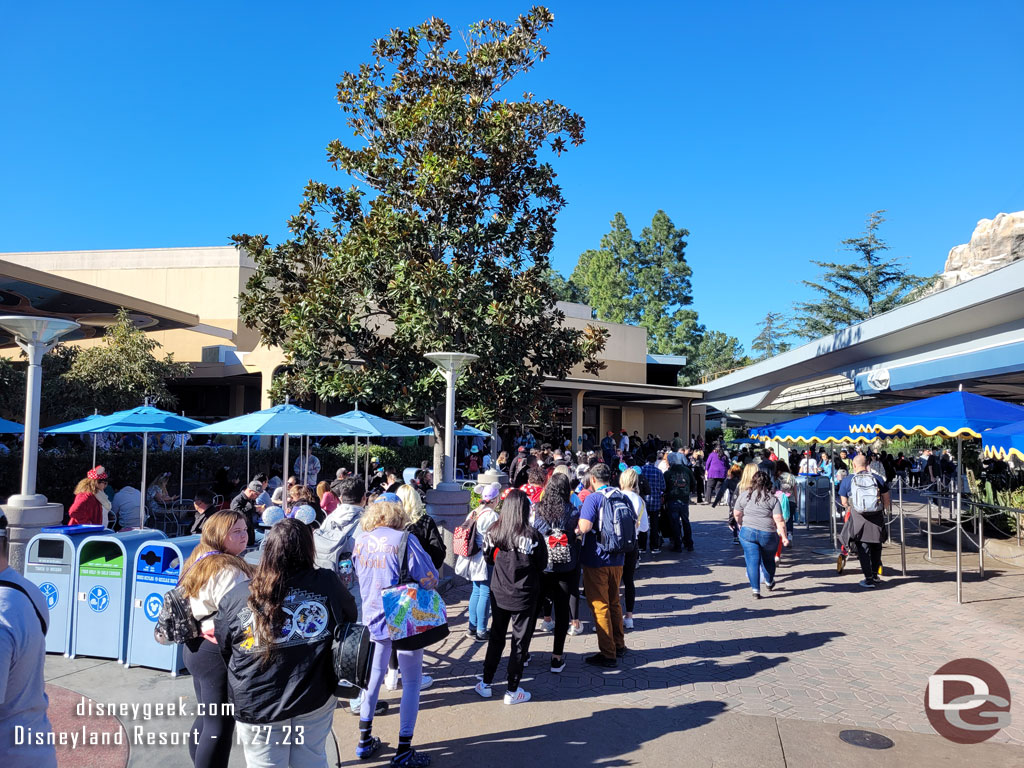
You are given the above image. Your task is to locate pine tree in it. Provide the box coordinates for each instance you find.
[792,211,930,339]
[751,312,792,359]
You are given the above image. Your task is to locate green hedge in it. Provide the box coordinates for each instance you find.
[0,442,434,506]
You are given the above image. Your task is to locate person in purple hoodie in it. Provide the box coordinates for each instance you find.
[705,442,730,508]
[352,500,439,767]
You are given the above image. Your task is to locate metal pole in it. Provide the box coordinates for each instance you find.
[898,474,906,576]
[829,445,838,551]
[927,492,933,561]
[179,411,186,502]
[978,493,985,579]
[956,435,963,604]
[140,432,149,528]
[353,436,358,479]
[246,438,250,483]
[443,368,456,484]
[18,340,46,497]
[282,433,289,515]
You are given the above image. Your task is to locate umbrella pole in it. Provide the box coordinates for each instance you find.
[353,436,358,479]
[956,435,963,604]
[246,438,250,483]
[283,433,290,515]
[364,437,369,491]
[140,432,149,529]
[179,411,186,503]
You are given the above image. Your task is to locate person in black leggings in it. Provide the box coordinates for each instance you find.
[184,640,236,768]
[531,474,581,671]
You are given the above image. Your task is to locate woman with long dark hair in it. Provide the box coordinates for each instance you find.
[531,474,580,673]
[215,518,358,768]
[732,471,789,597]
[474,490,547,704]
[180,510,253,768]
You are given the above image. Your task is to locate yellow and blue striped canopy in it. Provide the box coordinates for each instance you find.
[981,419,1024,462]
[849,391,1024,439]
[752,410,873,444]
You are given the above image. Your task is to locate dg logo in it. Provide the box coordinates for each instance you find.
[925,658,1012,744]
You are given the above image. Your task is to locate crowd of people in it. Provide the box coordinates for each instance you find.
[3,429,910,768]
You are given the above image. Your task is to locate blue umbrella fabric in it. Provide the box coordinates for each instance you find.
[0,416,24,434]
[43,413,107,434]
[331,408,420,438]
[981,419,1024,462]
[849,391,1024,439]
[417,424,490,437]
[753,410,873,444]
[190,404,371,437]
[58,406,206,434]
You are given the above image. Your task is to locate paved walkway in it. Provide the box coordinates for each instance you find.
[42,494,1024,767]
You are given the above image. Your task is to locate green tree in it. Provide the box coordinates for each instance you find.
[751,312,792,359]
[688,330,749,383]
[793,211,930,339]
[570,210,696,355]
[64,309,191,414]
[234,9,606,473]
[543,268,589,304]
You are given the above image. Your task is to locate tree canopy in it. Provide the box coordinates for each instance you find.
[792,211,930,339]
[235,8,606,446]
[751,311,792,360]
[690,330,749,383]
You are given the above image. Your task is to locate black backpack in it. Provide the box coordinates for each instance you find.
[333,621,374,698]
[153,551,220,646]
[597,488,638,555]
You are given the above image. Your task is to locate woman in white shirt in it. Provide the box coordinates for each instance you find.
[455,483,500,641]
[179,511,253,768]
[618,468,648,630]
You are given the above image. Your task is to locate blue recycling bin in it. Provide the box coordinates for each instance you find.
[126,535,202,675]
[24,525,108,655]
[71,529,166,662]
[797,475,832,524]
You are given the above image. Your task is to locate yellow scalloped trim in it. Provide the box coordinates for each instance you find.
[759,434,874,444]
[849,423,982,439]
[982,444,1024,461]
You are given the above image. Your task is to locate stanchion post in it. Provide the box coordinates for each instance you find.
[955,436,963,605]
[978,500,985,579]
[899,475,906,576]
[926,494,933,562]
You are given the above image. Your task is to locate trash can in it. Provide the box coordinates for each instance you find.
[71,529,166,662]
[126,535,202,675]
[797,475,832,524]
[24,525,107,655]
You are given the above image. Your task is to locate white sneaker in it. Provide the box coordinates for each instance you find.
[623,617,634,630]
[418,674,434,690]
[567,622,585,636]
[504,688,531,705]
[474,681,492,698]
[384,668,399,691]
[540,619,555,632]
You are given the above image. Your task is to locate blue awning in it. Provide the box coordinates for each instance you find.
[854,340,1024,395]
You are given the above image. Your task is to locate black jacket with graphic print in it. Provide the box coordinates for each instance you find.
[214,567,358,724]
[484,528,548,612]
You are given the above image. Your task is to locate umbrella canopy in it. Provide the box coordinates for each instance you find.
[849,391,1024,439]
[0,416,24,434]
[331,408,420,438]
[981,419,1024,461]
[417,424,489,437]
[62,406,206,434]
[42,413,106,434]
[753,410,873,444]
[190,403,372,437]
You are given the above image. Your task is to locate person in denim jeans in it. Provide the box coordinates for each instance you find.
[733,471,790,597]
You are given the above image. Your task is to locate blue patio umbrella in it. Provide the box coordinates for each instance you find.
[333,407,421,485]
[849,390,1024,603]
[753,410,873,444]
[43,412,106,465]
[981,419,1024,462]
[417,424,490,437]
[56,406,207,528]
[192,404,372,498]
[0,416,23,434]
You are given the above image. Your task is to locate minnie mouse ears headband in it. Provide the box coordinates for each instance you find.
[87,466,108,480]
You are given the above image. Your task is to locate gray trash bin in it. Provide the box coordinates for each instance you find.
[71,529,166,661]
[126,535,202,675]
[24,525,107,655]
[798,475,832,524]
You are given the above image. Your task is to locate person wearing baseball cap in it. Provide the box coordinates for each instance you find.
[0,508,58,765]
[798,450,820,476]
[229,480,263,546]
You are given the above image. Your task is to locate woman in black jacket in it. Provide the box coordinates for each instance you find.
[214,518,358,767]
[474,489,547,705]
[531,474,580,674]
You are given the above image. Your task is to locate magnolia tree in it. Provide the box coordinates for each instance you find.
[235,8,606,476]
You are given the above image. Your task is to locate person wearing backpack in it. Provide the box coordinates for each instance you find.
[663,452,696,552]
[178,510,254,768]
[838,454,891,588]
[474,489,547,704]
[531,474,581,673]
[617,468,648,630]
[455,483,501,641]
[576,463,633,668]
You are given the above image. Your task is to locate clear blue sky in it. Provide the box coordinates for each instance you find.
[2,1,1022,351]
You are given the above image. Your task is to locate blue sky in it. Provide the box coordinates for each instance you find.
[2,1,1022,351]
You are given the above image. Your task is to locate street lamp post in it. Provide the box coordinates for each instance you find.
[423,351,478,587]
[0,316,80,572]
